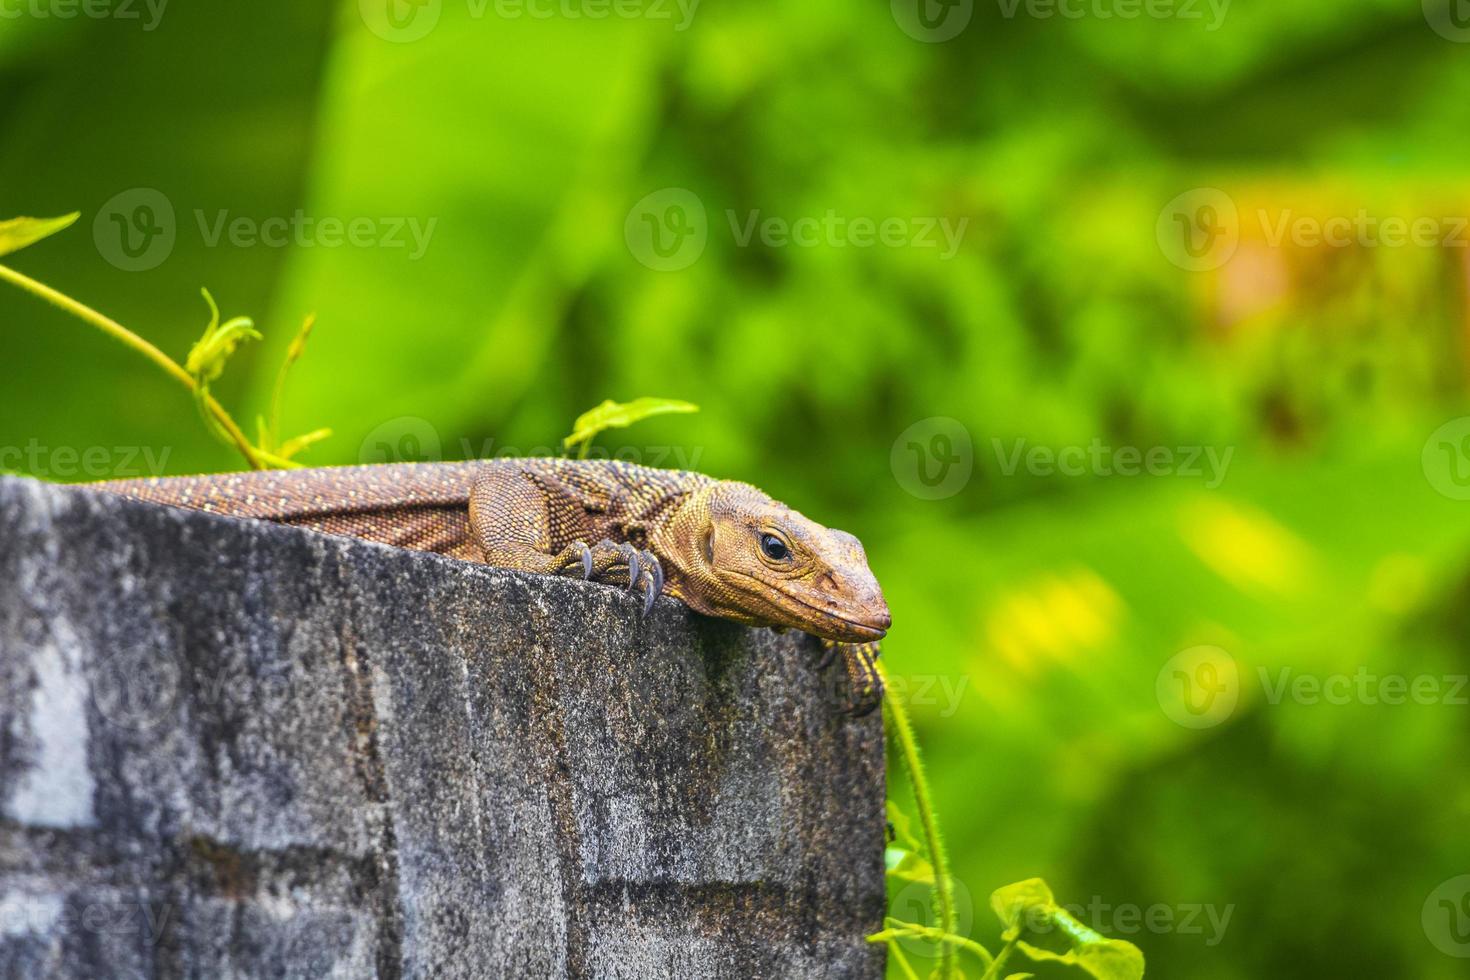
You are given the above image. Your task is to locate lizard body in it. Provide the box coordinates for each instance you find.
[93,459,890,713]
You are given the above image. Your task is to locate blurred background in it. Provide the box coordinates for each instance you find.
[4,1,1470,976]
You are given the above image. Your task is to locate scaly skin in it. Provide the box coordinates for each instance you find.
[93,459,891,713]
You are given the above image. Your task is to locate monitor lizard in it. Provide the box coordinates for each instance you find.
[92,458,891,714]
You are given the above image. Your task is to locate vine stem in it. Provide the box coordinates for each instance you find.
[977,938,1017,980]
[868,920,993,967]
[0,261,267,470]
[876,659,958,979]
[886,941,921,980]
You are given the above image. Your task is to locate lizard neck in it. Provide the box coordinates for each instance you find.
[651,484,727,620]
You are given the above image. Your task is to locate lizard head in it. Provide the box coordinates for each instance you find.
[667,482,891,642]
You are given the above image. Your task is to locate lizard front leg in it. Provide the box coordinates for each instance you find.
[468,466,664,612]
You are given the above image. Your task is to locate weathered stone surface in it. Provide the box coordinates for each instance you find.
[0,476,886,978]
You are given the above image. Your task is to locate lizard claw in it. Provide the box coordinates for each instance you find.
[575,541,664,615]
[637,550,663,617]
[641,574,658,616]
[616,542,640,590]
[648,553,663,600]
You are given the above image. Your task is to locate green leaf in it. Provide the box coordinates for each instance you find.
[562,398,699,457]
[0,213,79,258]
[185,288,261,385]
[885,846,935,884]
[278,427,333,460]
[1013,938,1144,980]
[989,879,1145,980]
[991,878,1057,935]
[184,288,262,451]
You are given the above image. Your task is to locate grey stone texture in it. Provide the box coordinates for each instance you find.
[0,476,885,978]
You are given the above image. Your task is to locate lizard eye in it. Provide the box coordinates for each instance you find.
[759,533,790,561]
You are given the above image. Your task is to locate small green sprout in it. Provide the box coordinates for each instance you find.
[563,397,699,459]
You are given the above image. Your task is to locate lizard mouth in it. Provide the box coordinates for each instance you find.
[798,600,889,640]
[823,617,887,641]
[730,572,889,640]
